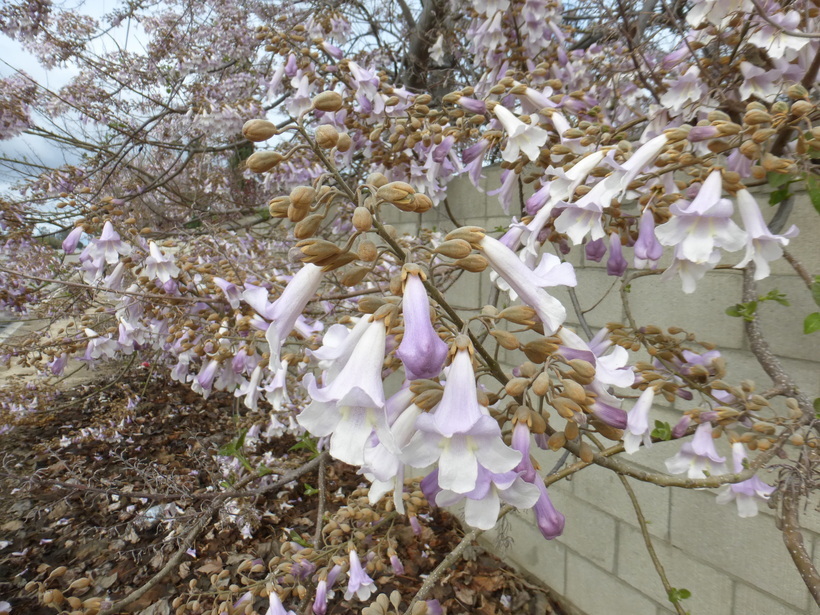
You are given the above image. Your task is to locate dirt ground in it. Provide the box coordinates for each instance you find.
[0,369,563,615]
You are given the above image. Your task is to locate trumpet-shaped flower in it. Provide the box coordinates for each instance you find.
[733,189,798,280]
[298,318,387,465]
[655,171,747,264]
[634,209,664,269]
[493,104,548,162]
[434,466,540,530]
[402,347,522,494]
[396,268,448,380]
[623,387,655,454]
[665,421,727,478]
[344,550,376,601]
[265,593,296,615]
[243,264,324,371]
[62,226,84,254]
[144,241,180,284]
[480,235,576,334]
[716,442,774,517]
[85,221,131,265]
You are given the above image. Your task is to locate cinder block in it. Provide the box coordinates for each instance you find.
[761,190,820,278]
[550,491,617,572]
[669,487,811,609]
[617,522,733,615]
[734,582,810,615]
[627,269,746,350]
[719,348,820,403]
[550,267,625,329]
[571,465,670,539]
[480,509,567,595]
[754,275,820,363]
[566,551,659,615]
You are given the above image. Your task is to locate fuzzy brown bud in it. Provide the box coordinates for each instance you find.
[268,196,290,218]
[247,151,284,173]
[336,132,352,152]
[413,193,433,212]
[242,119,278,142]
[312,91,344,112]
[294,213,324,239]
[341,266,370,287]
[434,239,473,259]
[315,124,339,149]
[490,329,520,350]
[352,206,373,232]
[357,240,378,262]
[454,254,488,272]
[290,186,316,209]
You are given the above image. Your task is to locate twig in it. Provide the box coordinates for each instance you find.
[618,473,687,614]
[401,505,513,615]
[313,455,327,548]
[781,248,814,289]
[96,454,326,615]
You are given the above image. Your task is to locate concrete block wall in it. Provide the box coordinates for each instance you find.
[384,169,820,615]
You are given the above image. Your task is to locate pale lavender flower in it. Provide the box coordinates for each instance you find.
[402,347,522,494]
[265,593,296,615]
[655,171,747,265]
[660,66,704,113]
[144,242,180,284]
[488,168,518,213]
[243,263,324,371]
[665,422,727,478]
[213,277,241,309]
[480,235,576,334]
[396,269,448,380]
[457,96,487,115]
[715,442,775,517]
[298,318,387,465]
[313,580,329,615]
[493,104,549,162]
[434,466,540,530]
[623,387,655,454]
[344,550,376,601]
[733,189,798,280]
[62,226,84,254]
[191,359,220,398]
[606,232,628,276]
[633,209,664,269]
[104,262,126,290]
[533,480,565,539]
[585,238,607,262]
[390,553,404,575]
[84,328,118,361]
[263,359,290,410]
[672,415,692,439]
[86,221,131,264]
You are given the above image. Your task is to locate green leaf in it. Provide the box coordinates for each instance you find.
[651,420,672,441]
[303,483,319,496]
[725,305,741,318]
[668,587,692,603]
[807,175,820,216]
[289,434,320,458]
[769,185,791,206]
[761,289,789,306]
[767,171,794,188]
[288,530,312,548]
[804,312,820,334]
[811,277,820,307]
[257,463,274,477]
[183,218,202,229]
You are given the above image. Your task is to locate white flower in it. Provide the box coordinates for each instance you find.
[144,242,180,283]
[493,104,548,162]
